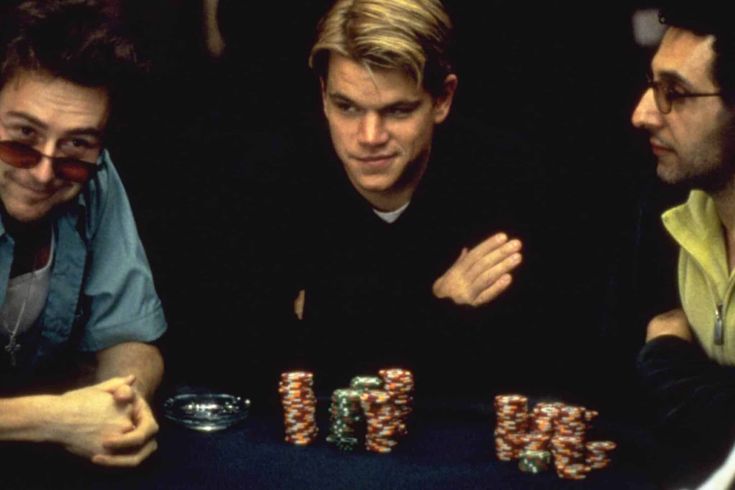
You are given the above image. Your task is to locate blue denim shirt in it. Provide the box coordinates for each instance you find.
[0,151,167,375]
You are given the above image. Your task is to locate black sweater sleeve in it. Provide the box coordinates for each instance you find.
[637,335,735,450]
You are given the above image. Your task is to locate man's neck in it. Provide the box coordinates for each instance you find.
[4,217,52,278]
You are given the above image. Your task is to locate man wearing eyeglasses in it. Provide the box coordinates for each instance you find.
[632,5,735,481]
[0,1,165,467]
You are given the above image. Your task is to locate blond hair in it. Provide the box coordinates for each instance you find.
[309,0,453,96]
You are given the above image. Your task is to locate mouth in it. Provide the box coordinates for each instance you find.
[650,139,674,156]
[12,180,57,199]
[353,154,396,166]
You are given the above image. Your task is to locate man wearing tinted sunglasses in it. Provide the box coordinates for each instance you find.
[632,4,735,483]
[0,1,165,467]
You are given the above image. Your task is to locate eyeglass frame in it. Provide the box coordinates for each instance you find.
[0,139,101,184]
[645,74,722,114]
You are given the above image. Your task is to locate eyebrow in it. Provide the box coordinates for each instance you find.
[327,92,423,110]
[653,70,696,91]
[4,110,104,140]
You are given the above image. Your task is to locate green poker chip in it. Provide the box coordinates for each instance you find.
[518,449,551,473]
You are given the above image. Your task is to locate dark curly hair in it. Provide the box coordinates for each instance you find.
[0,0,145,106]
[659,5,735,106]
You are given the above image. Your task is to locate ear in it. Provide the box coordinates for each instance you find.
[432,74,458,124]
[320,77,328,117]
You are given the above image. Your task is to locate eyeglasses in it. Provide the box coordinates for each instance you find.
[0,140,99,183]
[646,75,722,114]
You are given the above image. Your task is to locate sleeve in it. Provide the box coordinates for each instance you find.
[637,335,735,448]
[77,155,167,351]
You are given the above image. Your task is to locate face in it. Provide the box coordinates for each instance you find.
[322,53,456,210]
[0,70,109,223]
[632,27,735,192]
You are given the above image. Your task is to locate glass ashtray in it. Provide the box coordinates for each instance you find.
[163,393,251,432]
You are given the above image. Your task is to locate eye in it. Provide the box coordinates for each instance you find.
[10,125,37,142]
[334,100,360,114]
[386,107,413,117]
[59,137,97,156]
[70,138,91,149]
[663,84,687,101]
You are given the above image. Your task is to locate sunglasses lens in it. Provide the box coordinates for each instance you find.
[0,141,40,168]
[53,158,96,183]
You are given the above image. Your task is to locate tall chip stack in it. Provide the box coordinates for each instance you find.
[279,371,318,445]
[494,394,530,461]
[378,368,414,437]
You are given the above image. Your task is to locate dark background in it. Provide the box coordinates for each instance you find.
[98,1,684,416]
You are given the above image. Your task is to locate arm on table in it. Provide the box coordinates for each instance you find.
[0,342,163,466]
[0,376,139,463]
[638,308,735,445]
[432,232,522,307]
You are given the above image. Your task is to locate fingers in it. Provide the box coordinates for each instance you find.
[433,233,523,306]
[464,250,522,306]
[472,273,513,306]
[91,439,158,468]
[465,238,522,283]
[103,402,159,450]
[96,374,136,393]
[472,250,522,290]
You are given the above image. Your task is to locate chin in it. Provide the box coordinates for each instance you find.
[3,203,52,223]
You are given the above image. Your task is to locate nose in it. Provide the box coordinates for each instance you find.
[631,88,663,131]
[357,112,389,146]
[28,142,57,184]
[27,155,56,184]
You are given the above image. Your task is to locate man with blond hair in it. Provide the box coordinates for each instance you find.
[280,0,534,392]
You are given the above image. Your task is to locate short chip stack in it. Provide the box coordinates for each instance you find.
[279,371,318,445]
[378,368,414,437]
[493,394,616,480]
[585,441,616,469]
[360,389,400,453]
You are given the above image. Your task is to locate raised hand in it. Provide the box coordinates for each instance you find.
[432,232,522,307]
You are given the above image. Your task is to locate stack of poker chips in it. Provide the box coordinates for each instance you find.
[551,435,587,479]
[494,394,530,461]
[326,388,364,451]
[493,394,616,480]
[378,368,414,437]
[279,371,318,445]
[360,389,400,453]
[585,441,616,469]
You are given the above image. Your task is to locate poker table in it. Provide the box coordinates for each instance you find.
[2,394,664,490]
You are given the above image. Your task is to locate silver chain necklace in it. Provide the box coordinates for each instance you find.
[2,268,37,367]
[3,241,39,367]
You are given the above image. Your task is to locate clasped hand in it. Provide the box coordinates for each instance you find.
[52,375,159,467]
[433,232,522,307]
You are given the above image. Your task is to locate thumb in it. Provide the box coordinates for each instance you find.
[111,383,136,403]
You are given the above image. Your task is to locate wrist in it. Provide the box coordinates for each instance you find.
[0,394,61,443]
